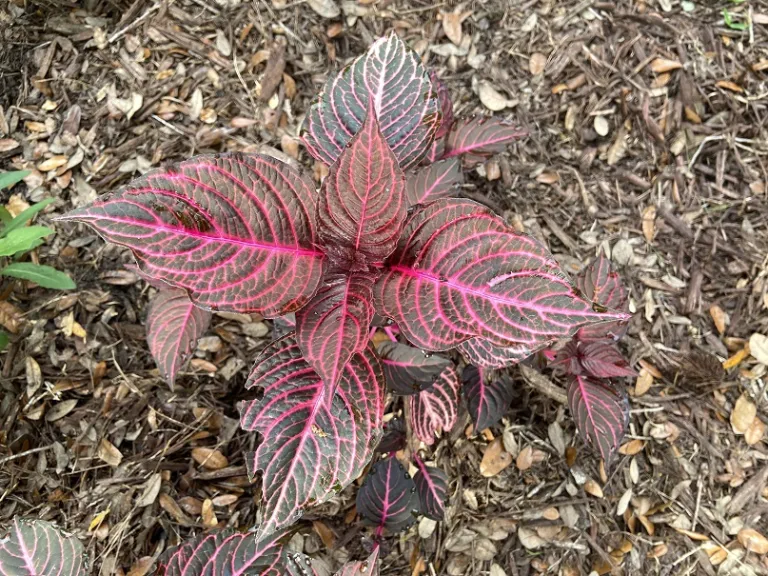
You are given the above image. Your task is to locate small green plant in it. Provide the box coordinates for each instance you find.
[0,170,75,350]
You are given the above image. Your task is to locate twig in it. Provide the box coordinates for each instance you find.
[518,365,567,405]
[109,3,160,44]
[0,446,51,466]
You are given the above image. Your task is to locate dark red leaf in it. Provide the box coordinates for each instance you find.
[375,418,406,454]
[376,341,452,395]
[296,274,375,406]
[567,375,629,463]
[413,457,449,521]
[356,456,419,534]
[578,341,636,379]
[443,116,527,165]
[430,71,454,140]
[302,32,441,170]
[333,548,379,576]
[0,518,86,576]
[408,365,459,445]
[375,199,629,352]
[57,153,325,315]
[316,106,406,267]
[239,334,384,537]
[457,337,535,369]
[405,158,463,206]
[576,254,630,341]
[146,288,211,388]
[461,365,514,431]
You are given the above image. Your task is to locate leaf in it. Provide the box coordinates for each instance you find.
[405,158,463,206]
[315,105,406,267]
[356,455,420,533]
[431,71,454,140]
[239,335,384,537]
[0,226,53,256]
[730,394,757,434]
[578,341,635,378]
[0,331,8,352]
[408,365,459,445]
[375,200,628,352]
[0,198,56,238]
[1,263,76,290]
[307,0,340,18]
[461,365,514,431]
[576,253,630,340]
[737,528,768,554]
[0,170,31,191]
[302,32,441,170]
[375,418,406,454]
[567,375,629,463]
[146,288,212,388]
[0,518,87,576]
[413,458,449,521]
[457,337,534,368]
[376,341,452,395]
[57,153,325,315]
[479,437,512,477]
[296,274,375,406]
[443,117,526,165]
[333,548,379,576]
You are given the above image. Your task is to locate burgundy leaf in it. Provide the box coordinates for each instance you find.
[376,341,452,395]
[578,341,636,379]
[273,313,296,339]
[457,337,535,369]
[576,253,630,340]
[296,274,375,405]
[239,334,384,537]
[430,72,454,140]
[302,32,441,170]
[159,527,323,576]
[567,375,629,463]
[443,116,527,165]
[408,365,459,445]
[146,287,212,388]
[375,418,406,454]
[316,106,406,268]
[333,548,379,576]
[405,158,463,206]
[0,518,86,576]
[413,457,449,521]
[356,456,420,534]
[57,153,325,315]
[375,199,629,351]
[461,365,514,431]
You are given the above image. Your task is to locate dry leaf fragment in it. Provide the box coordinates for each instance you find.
[126,556,154,576]
[710,305,728,335]
[136,473,162,507]
[584,479,604,498]
[716,80,744,93]
[529,53,547,75]
[45,399,77,422]
[312,520,336,549]
[594,116,609,136]
[307,0,340,18]
[516,445,533,471]
[191,447,228,470]
[619,439,645,455]
[98,438,123,467]
[641,205,656,242]
[0,139,19,152]
[650,58,683,73]
[0,301,24,333]
[89,509,110,532]
[478,82,512,111]
[536,171,560,185]
[738,528,768,554]
[442,12,463,45]
[159,494,193,526]
[517,527,546,550]
[748,333,768,365]
[37,155,68,171]
[731,394,757,435]
[480,437,513,477]
[744,417,765,446]
[202,498,218,528]
[634,369,653,397]
[723,344,750,369]
[211,494,238,507]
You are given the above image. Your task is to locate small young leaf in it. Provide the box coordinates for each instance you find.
[409,364,459,445]
[146,288,212,388]
[0,226,53,256]
[0,170,31,191]
[333,548,380,576]
[1,263,76,290]
[567,375,629,463]
[576,253,630,341]
[0,330,8,351]
[443,116,527,165]
[457,337,534,369]
[356,456,419,533]
[239,335,384,538]
[462,365,514,431]
[405,157,463,206]
[413,457,449,521]
[577,341,636,379]
[0,198,56,238]
[376,341,452,395]
[0,518,87,576]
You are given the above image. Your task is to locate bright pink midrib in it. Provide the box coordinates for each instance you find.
[442,129,527,158]
[413,455,439,501]
[14,521,36,575]
[575,376,599,433]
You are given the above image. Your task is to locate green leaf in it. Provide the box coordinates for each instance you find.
[0,330,8,351]
[0,170,30,191]
[0,198,56,238]
[0,226,54,256]
[1,263,76,289]
[723,9,748,30]
[0,206,12,225]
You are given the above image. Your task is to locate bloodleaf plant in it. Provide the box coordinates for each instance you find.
[58,33,629,575]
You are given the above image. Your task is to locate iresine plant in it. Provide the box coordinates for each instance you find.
[52,33,631,575]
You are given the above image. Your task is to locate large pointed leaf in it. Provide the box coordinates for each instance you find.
[333,548,379,576]
[413,457,449,521]
[296,274,375,406]
[159,527,323,576]
[57,153,325,315]
[461,365,514,431]
[405,158,463,206]
[443,116,526,165]
[316,106,406,267]
[567,375,629,463]
[302,32,441,170]
[576,253,630,341]
[356,456,420,533]
[146,287,212,387]
[0,518,87,576]
[239,334,384,537]
[408,365,459,445]
[376,341,452,395]
[457,337,535,369]
[375,199,629,351]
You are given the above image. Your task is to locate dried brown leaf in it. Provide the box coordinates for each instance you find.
[191,447,228,470]
[650,58,683,73]
[480,437,512,477]
[98,438,123,467]
[738,528,768,554]
[731,394,757,434]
